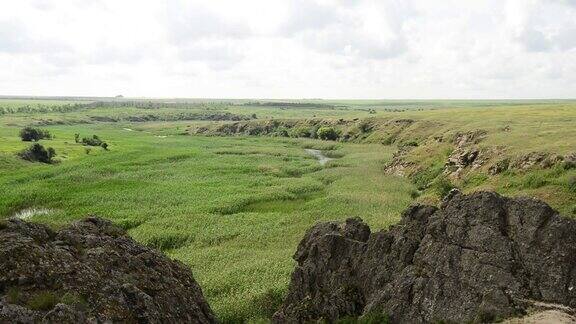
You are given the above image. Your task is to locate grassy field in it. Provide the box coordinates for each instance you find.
[0,119,414,322]
[0,97,575,322]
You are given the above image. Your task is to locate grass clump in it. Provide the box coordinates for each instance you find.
[145,233,191,251]
[60,292,88,309]
[6,287,23,304]
[568,176,576,193]
[431,176,456,198]
[521,173,548,189]
[26,291,60,311]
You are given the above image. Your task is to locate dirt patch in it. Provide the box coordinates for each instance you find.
[11,208,55,220]
[504,310,576,323]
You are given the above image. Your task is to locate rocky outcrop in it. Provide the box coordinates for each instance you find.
[511,152,564,170]
[274,191,576,323]
[452,129,487,146]
[0,217,216,323]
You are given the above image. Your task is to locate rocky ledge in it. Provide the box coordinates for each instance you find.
[274,191,576,323]
[0,217,216,323]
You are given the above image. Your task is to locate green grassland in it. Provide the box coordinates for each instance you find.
[0,118,414,322]
[1,97,575,322]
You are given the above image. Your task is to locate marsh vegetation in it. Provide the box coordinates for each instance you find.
[0,97,575,322]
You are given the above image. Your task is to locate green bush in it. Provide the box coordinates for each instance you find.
[81,134,109,149]
[19,127,52,142]
[431,176,456,198]
[358,121,373,133]
[316,126,339,140]
[289,126,312,138]
[18,143,56,164]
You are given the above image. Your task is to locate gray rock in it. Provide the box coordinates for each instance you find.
[274,191,576,323]
[0,217,216,323]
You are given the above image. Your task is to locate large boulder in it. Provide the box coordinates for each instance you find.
[0,217,216,323]
[274,191,576,323]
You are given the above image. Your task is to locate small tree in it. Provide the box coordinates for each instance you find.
[316,126,339,141]
[19,127,51,142]
[18,143,56,164]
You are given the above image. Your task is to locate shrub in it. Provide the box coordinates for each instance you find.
[82,135,103,146]
[431,176,456,198]
[18,143,56,164]
[289,126,312,138]
[316,126,339,140]
[358,121,372,133]
[19,127,51,142]
[81,134,109,149]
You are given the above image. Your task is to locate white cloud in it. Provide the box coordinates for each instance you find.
[0,0,574,98]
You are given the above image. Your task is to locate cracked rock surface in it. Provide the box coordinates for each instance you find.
[274,191,576,323]
[0,217,216,324]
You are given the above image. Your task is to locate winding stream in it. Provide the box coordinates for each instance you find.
[305,149,332,166]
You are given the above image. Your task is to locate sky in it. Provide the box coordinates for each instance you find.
[0,0,575,99]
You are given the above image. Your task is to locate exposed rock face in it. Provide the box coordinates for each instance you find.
[274,191,576,323]
[445,147,482,177]
[511,152,564,170]
[452,129,487,146]
[0,217,216,323]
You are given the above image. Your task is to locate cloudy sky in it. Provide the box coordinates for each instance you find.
[1,0,575,99]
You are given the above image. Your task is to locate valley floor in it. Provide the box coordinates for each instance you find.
[0,123,415,322]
